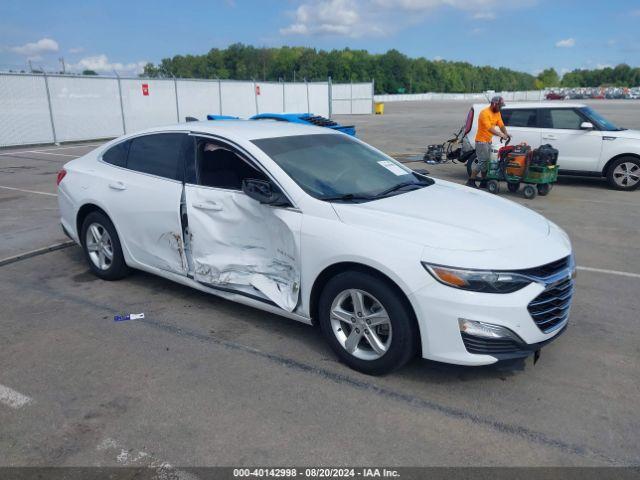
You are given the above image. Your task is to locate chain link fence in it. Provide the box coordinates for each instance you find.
[0,73,374,147]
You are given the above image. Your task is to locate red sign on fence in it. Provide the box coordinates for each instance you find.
[142,84,149,96]
[255,85,260,96]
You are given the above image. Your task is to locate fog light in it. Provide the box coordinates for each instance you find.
[458,318,521,341]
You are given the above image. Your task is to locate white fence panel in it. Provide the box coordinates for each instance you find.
[176,79,220,120]
[308,82,329,117]
[220,81,256,118]
[330,84,351,114]
[284,83,308,113]
[48,76,123,142]
[0,75,375,147]
[0,74,53,146]
[256,82,284,114]
[121,79,177,133]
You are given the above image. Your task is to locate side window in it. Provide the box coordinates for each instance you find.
[102,140,130,168]
[196,139,268,190]
[546,109,584,130]
[502,109,537,128]
[127,133,185,180]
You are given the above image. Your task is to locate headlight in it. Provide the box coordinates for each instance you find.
[422,262,532,294]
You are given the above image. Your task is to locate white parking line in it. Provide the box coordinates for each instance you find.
[0,185,57,197]
[0,384,33,409]
[577,266,640,279]
[0,241,75,267]
[30,151,80,157]
[0,143,103,156]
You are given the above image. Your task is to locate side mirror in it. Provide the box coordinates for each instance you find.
[580,121,594,130]
[242,178,289,206]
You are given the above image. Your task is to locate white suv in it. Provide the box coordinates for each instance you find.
[465,102,640,191]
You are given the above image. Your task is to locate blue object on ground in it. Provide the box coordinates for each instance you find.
[250,113,356,136]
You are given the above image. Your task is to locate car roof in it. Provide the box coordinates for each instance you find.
[132,119,338,141]
[472,102,586,110]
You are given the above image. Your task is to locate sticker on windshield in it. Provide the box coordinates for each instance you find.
[378,160,407,176]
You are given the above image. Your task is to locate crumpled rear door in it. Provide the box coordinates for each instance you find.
[185,184,301,312]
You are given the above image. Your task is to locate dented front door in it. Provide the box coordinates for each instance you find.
[184,184,301,312]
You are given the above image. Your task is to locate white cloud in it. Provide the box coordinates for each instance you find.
[9,38,59,56]
[631,9,640,16]
[473,11,496,19]
[280,0,532,37]
[68,47,84,54]
[280,0,376,37]
[555,38,575,48]
[70,54,147,74]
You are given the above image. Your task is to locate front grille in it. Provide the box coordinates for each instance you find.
[461,333,523,355]
[528,277,574,333]
[517,256,572,278]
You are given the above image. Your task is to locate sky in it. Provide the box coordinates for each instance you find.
[0,0,638,76]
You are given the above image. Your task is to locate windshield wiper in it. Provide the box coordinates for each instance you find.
[373,180,430,198]
[321,193,374,202]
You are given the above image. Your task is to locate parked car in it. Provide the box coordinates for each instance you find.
[464,102,640,190]
[545,92,565,100]
[57,121,574,374]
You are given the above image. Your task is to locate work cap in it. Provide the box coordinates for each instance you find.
[491,95,505,106]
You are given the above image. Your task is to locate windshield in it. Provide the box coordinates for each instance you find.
[252,134,432,201]
[581,106,624,131]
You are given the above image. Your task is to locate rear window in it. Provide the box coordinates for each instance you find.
[501,109,538,128]
[102,140,130,168]
[127,133,185,180]
[540,109,585,130]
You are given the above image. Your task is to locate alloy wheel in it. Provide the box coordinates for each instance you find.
[612,162,640,188]
[85,222,114,271]
[329,289,393,361]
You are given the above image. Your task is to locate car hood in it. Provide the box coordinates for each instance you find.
[603,129,640,140]
[332,179,551,254]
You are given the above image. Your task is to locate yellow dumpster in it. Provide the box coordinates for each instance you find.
[374,102,384,115]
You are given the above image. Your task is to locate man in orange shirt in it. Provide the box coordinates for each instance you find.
[466,96,510,188]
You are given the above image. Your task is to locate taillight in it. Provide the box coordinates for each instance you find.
[56,169,67,186]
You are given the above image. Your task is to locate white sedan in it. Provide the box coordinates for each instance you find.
[57,121,575,374]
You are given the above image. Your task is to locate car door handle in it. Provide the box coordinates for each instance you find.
[108,181,126,191]
[193,201,223,211]
[542,134,557,140]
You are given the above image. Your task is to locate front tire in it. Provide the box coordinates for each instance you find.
[81,211,130,280]
[606,157,640,191]
[487,180,500,194]
[523,185,537,199]
[318,271,418,375]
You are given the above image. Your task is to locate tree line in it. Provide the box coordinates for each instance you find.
[141,44,638,93]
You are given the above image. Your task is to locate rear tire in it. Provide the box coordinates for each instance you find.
[318,271,418,375]
[81,211,130,280]
[487,180,500,194]
[537,183,552,196]
[507,182,520,193]
[606,157,640,191]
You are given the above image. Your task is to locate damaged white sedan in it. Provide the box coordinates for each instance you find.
[58,121,574,374]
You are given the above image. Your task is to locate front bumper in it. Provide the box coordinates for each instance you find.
[408,279,570,366]
[460,324,567,361]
